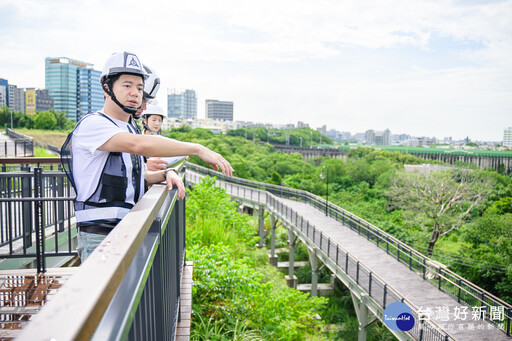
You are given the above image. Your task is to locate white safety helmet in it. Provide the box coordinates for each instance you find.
[100,52,148,116]
[143,64,160,100]
[143,104,165,119]
[100,52,148,83]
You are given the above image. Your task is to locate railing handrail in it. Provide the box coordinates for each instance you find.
[17,163,186,340]
[187,162,512,333]
[0,157,61,164]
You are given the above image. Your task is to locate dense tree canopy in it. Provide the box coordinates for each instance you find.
[0,106,74,131]
[166,127,512,303]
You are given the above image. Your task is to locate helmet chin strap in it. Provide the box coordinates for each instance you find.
[103,81,142,117]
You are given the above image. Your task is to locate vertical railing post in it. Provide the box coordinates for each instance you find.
[34,167,45,273]
[149,218,164,340]
[56,175,64,232]
[369,272,372,297]
[506,308,510,336]
[409,250,412,270]
[457,278,462,303]
[438,267,442,290]
[21,172,33,248]
[383,284,387,308]
[356,261,359,284]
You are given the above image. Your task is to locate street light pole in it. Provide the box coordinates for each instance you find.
[320,166,329,216]
[310,131,313,148]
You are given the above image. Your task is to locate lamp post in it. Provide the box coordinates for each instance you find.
[310,131,313,148]
[320,166,329,216]
[300,136,302,148]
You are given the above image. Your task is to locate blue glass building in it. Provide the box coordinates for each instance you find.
[45,57,104,121]
[167,89,197,119]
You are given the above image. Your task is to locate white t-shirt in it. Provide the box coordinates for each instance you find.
[71,112,146,205]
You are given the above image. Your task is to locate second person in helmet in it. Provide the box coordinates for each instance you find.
[142,104,165,135]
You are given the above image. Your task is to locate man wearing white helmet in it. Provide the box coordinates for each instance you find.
[61,51,233,262]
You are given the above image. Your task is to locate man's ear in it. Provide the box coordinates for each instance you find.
[102,83,111,98]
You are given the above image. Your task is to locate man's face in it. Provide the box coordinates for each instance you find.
[111,74,144,110]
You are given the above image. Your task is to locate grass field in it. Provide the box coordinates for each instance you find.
[17,129,69,150]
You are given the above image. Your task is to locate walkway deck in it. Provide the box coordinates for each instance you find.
[279,197,508,341]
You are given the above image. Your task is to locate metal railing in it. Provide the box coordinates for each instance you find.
[17,163,187,340]
[187,162,512,337]
[3,129,34,157]
[0,158,76,272]
[0,140,34,157]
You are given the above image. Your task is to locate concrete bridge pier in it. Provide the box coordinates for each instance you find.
[307,248,319,297]
[285,228,298,289]
[268,214,278,266]
[256,205,265,248]
[351,293,378,341]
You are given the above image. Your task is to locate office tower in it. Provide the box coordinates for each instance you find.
[14,88,25,113]
[8,84,17,110]
[504,127,512,147]
[25,89,36,114]
[35,89,54,112]
[0,78,7,107]
[45,57,104,121]
[167,89,197,119]
[366,129,391,145]
[205,99,233,121]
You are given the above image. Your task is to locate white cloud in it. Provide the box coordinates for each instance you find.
[0,0,511,140]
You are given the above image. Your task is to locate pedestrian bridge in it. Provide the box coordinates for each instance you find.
[186,163,512,341]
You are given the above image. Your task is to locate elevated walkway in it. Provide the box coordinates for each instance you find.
[280,198,509,340]
[186,163,512,341]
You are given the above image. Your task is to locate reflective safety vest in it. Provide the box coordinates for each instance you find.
[61,112,144,225]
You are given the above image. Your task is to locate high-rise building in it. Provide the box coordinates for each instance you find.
[35,89,54,112]
[78,68,103,118]
[14,88,25,113]
[366,129,391,145]
[25,89,36,115]
[205,99,233,121]
[8,84,17,110]
[504,127,512,147]
[167,89,197,119]
[0,78,8,107]
[45,57,104,121]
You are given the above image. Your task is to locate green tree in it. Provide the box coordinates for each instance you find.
[387,169,493,255]
[452,213,512,303]
[34,111,57,130]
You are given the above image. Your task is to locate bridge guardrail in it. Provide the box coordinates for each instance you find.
[187,162,512,337]
[17,162,187,340]
[0,161,76,271]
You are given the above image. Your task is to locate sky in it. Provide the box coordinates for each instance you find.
[0,0,511,141]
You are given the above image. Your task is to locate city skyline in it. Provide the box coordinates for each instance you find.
[1,0,511,141]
